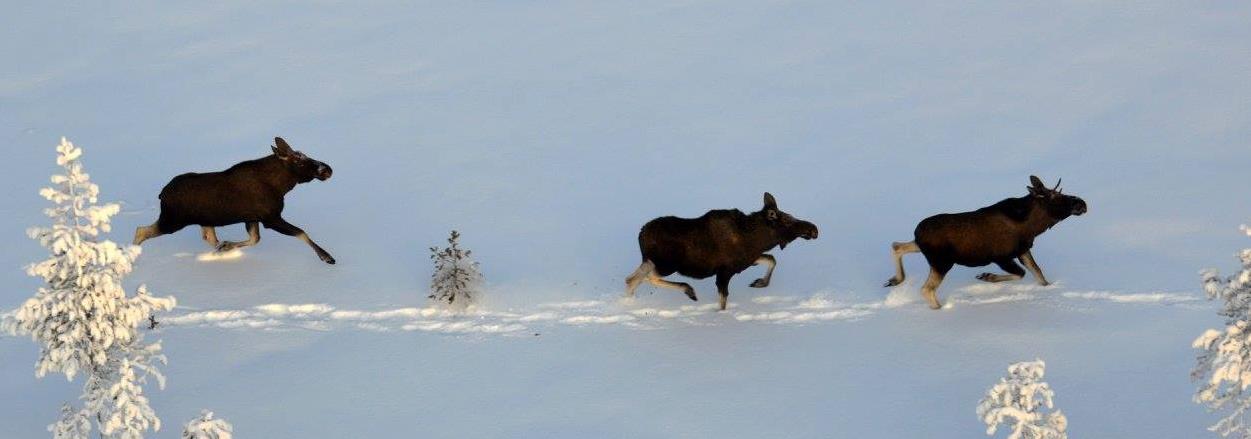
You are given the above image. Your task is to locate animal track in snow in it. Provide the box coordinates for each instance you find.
[129,285,1205,337]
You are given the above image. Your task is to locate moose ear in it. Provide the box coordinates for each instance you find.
[1029,175,1046,190]
[272,137,294,158]
[763,192,778,210]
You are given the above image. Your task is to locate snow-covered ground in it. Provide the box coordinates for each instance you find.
[3,2,1250,438]
[1,281,1217,438]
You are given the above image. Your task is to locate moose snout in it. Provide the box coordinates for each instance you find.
[1072,199,1088,216]
[316,163,333,181]
[799,222,819,240]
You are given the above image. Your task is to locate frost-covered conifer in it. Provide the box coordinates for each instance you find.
[429,230,483,310]
[49,403,91,439]
[16,137,176,438]
[1194,224,1251,437]
[182,410,233,439]
[976,360,1068,439]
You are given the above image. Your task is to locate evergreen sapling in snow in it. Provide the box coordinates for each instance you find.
[15,138,176,438]
[429,230,483,310]
[1194,224,1251,437]
[976,360,1068,439]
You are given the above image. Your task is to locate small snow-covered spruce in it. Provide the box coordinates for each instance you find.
[15,138,176,438]
[182,410,233,439]
[49,403,91,439]
[1193,224,1251,438]
[429,230,483,310]
[976,360,1068,439]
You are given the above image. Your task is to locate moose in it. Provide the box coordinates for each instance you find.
[625,193,819,310]
[884,176,1087,309]
[133,137,337,264]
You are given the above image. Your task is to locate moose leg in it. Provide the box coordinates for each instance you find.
[263,217,336,264]
[133,217,185,246]
[217,222,261,252]
[976,259,1026,283]
[133,223,162,245]
[646,273,697,301]
[201,227,219,248]
[1019,251,1051,286]
[625,260,655,298]
[749,254,776,288]
[884,241,919,287]
[921,263,951,310]
[716,272,732,311]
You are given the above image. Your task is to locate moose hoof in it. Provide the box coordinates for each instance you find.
[928,302,943,310]
[750,278,769,288]
[975,273,996,282]
[684,288,697,301]
[215,242,236,253]
[884,277,902,287]
[315,249,337,264]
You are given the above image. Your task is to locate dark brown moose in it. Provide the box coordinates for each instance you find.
[133,137,337,264]
[884,176,1087,309]
[626,193,819,310]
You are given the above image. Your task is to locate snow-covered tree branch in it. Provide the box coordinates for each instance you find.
[182,410,233,439]
[976,360,1068,439]
[429,230,483,311]
[15,138,176,438]
[1194,224,1251,438]
[1,308,16,337]
[49,403,90,439]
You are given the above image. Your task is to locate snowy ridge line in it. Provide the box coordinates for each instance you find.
[946,283,1200,308]
[156,296,869,334]
[132,285,1203,335]
[0,287,1204,338]
[1059,291,1200,304]
[162,304,529,334]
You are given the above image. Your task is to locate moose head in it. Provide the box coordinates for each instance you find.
[272,137,333,183]
[761,192,819,249]
[1028,175,1087,219]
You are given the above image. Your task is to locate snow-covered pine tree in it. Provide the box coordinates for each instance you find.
[429,230,483,310]
[1193,224,1251,437]
[49,403,91,439]
[182,410,233,439]
[976,360,1068,439]
[15,137,176,438]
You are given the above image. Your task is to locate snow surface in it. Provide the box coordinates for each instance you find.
[190,250,244,263]
[2,1,1250,438]
[0,280,1218,438]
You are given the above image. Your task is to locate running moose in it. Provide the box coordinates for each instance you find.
[884,176,1087,309]
[133,137,337,264]
[626,193,819,310]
